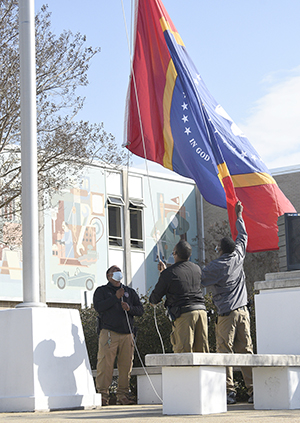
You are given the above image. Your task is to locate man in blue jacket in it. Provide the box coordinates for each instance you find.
[201,201,253,405]
[93,265,144,406]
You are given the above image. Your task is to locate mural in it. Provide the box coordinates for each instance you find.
[0,222,22,277]
[0,166,198,305]
[50,176,105,293]
[152,193,190,264]
[0,222,22,298]
[0,245,22,280]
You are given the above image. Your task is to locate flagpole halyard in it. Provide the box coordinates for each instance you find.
[121,0,163,260]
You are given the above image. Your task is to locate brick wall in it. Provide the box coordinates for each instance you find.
[275,171,300,213]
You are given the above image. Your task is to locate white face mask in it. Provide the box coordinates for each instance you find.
[112,271,123,282]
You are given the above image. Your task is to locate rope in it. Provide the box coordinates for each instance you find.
[120,0,162,262]
[124,306,163,403]
[153,305,165,354]
[120,1,167,381]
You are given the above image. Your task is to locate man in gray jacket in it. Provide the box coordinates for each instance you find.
[201,201,253,405]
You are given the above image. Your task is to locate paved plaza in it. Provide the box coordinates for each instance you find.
[1,404,300,423]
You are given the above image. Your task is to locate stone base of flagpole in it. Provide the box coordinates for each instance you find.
[0,307,101,412]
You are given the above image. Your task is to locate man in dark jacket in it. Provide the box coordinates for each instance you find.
[93,265,144,406]
[150,240,209,353]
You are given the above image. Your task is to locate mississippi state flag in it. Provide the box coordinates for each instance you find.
[124,0,296,252]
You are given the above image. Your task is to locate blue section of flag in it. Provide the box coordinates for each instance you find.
[163,27,271,194]
[170,76,227,208]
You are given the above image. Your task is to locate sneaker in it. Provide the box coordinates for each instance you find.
[116,395,135,405]
[227,391,237,405]
[248,393,253,404]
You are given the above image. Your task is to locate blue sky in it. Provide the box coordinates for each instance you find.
[34,0,300,172]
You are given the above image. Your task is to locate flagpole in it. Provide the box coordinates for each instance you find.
[17,0,46,307]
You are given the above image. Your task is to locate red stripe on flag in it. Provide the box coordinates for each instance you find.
[231,184,296,252]
[222,174,239,244]
[126,0,172,165]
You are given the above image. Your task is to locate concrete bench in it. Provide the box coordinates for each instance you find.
[145,353,300,415]
[92,366,162,404]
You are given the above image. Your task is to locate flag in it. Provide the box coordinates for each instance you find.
[124,0,296,252]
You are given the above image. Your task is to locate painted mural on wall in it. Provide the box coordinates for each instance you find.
[0,222,23,298]
[0,167,197,304]
[151,193,190,264]
[0,222,22,277]
[50,176,105,295]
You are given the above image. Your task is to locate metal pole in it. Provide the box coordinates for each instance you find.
[122,168,132,287]
[17,0,45,307]
[195,186,205,264]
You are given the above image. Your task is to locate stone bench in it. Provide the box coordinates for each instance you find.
[145,353,300,415]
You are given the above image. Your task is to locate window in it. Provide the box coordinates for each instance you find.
[107,196,125,206]
[129,200,145,249]
[108,196,124,247]
[108,205,122,246]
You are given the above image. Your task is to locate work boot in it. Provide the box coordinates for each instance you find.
[101,397,109,406]
[227,391,236,404]
[116,395,135,405]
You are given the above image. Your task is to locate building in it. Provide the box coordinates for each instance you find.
[0,163,201,309]
[0,163,298,310]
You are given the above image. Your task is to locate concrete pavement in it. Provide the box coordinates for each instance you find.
[1,403,300,423]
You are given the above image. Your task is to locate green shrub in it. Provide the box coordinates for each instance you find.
[205,292,217,352]
[134,294,173,366]
[80,306,98,370]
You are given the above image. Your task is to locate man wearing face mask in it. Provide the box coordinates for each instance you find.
[93,265,144,406]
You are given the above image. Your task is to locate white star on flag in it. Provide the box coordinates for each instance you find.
[182,115,189,123]
[181,102,188,110]
[184,127,191,135]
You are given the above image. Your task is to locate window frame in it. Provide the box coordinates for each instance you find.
[107,196,124,247]
[129,199,145,250]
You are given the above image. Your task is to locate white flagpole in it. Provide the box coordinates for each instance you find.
[0,1,107,412]
[17,0,45,307]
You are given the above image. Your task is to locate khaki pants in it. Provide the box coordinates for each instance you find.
[216,307,253,394]
[96,329,134,401]
[170,309,209,353]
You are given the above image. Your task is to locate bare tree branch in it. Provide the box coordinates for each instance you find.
[0,0,129,232]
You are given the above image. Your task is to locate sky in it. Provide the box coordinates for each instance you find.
[34,0,300,173]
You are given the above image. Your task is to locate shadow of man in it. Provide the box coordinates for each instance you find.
[34,324,87,408]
